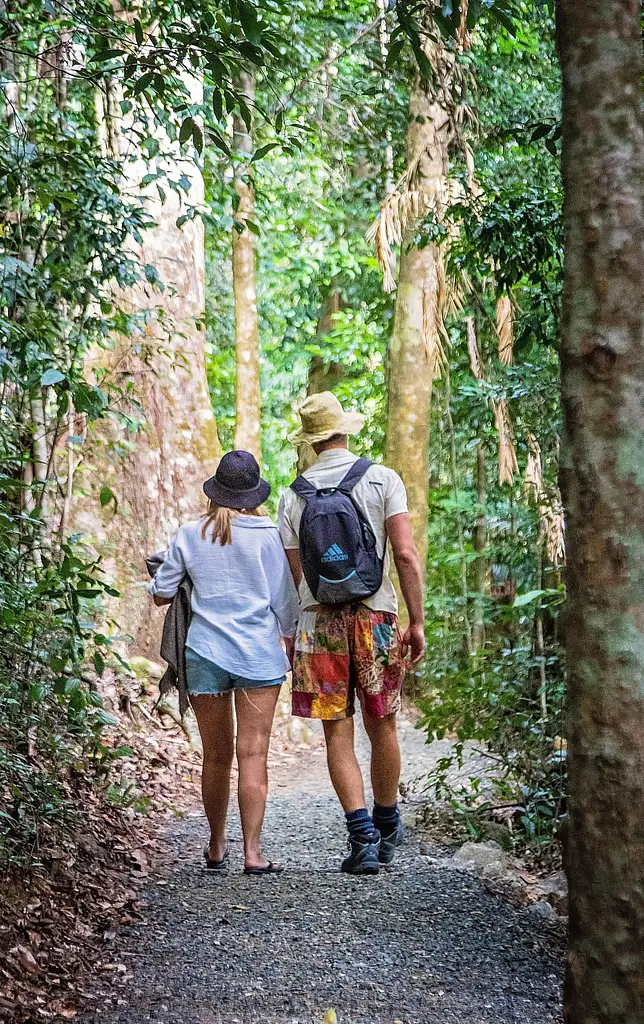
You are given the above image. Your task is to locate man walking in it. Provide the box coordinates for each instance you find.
[279,392,425,875]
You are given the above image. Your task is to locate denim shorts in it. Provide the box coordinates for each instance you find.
[185,648,285,695]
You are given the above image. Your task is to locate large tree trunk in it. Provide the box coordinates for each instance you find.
[232,70,261,463]
[385,53,451,579]
[557,2,644,1020]
[74,83,219,654]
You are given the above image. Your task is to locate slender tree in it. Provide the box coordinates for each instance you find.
[232,70,262,462]
[557,2,644,1019]
[383,41,453,578]
[308,286,344,395]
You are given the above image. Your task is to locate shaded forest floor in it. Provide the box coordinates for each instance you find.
[76,715,564,1024]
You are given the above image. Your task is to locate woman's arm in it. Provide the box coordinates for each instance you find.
[148,529,187,603]
[265,534,300,639]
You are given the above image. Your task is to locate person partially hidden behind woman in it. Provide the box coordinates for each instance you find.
[149,450,299,875]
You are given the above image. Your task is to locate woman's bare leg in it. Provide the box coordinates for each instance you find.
[235,685,281,869]
[190,693,234,861]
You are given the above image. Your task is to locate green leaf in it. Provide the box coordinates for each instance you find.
[91,48,126,62]
[212,90,223,120]
[490,5,517,36]
[238,96,253,132]
[238,0,261,45]
[530,122,553,142]
[192,121,204,154]
[134,18,144,45]
[513,588,560,608]
[386,38,405,69]
[179,116,195,145]
[41,368,66,386]
[207,130,231,158]
[133,72,154,96]
[93,650,106,676]
[251,142,279,163]
[99,486,118,510]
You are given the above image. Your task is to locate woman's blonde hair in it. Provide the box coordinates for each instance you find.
[201,502,268,546]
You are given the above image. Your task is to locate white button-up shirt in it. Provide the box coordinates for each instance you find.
[149,516,299,680]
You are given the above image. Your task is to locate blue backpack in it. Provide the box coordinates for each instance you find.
[290,459,384,605]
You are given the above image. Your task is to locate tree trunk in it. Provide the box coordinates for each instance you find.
[308,287,344,396]
[385,54,451,579]
[232,70,261,463]
[557,2,644,1020]
[74,80,219,654]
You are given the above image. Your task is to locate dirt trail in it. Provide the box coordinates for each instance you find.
[81,716,563,1024]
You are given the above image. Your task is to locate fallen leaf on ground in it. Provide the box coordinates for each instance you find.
[15,944,41,974]
[323,1010,337,1024]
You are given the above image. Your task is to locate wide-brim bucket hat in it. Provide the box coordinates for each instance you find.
[203,450,271,509]
[288,391,365,447]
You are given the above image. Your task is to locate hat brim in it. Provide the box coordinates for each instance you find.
[288,410,365,447]
[203,477,271,509]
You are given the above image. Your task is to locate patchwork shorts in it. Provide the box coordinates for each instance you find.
[292,602,405,721]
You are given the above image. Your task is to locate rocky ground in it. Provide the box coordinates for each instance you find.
[78,714,564,1024]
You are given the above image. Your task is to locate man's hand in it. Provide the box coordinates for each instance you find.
[401,623,425,666]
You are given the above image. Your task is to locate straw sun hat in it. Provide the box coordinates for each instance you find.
[288,391,365,447]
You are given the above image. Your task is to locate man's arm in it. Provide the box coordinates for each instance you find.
[385,512,425,665]
[285,548,303,590]
[153,594,173,607]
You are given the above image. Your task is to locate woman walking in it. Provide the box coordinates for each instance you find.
[149,451,299,874]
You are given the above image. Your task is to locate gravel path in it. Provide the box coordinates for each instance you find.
[83,716,563,1024]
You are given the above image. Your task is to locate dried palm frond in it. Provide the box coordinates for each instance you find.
[495,294,514,365]
[524,432,543,498]
[542,504,566,564]
[493,399,519,486]
[466,317,483,380]
[422,260,448,377]
[366,183,429,293]
[524,432,566,562]
[366,147,455,293]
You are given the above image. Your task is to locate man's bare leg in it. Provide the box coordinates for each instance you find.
[362,711,401,806]
[322,717,366,811]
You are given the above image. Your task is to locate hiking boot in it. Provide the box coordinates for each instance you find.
[378,817,404,865]
[341,833,381,876]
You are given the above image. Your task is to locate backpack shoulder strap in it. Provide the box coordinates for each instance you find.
[290,475,317,501]
[337,458,372,494]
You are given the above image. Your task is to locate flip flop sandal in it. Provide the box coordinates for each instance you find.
[204,846,230,870]
[243,861,284,876]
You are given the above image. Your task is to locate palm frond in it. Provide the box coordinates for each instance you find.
[493,399,519,486]
[466,317,483,380]
[495,294,514,366]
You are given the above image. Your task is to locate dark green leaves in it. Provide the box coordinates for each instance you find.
[251,142,279,163]
[179,116,204,154]
[99,486,118,511]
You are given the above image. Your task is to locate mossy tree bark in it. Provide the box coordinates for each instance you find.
[385,54,451,580]
[557,1,644,1019]
[232,70,262,463]
[74,81,219,654]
